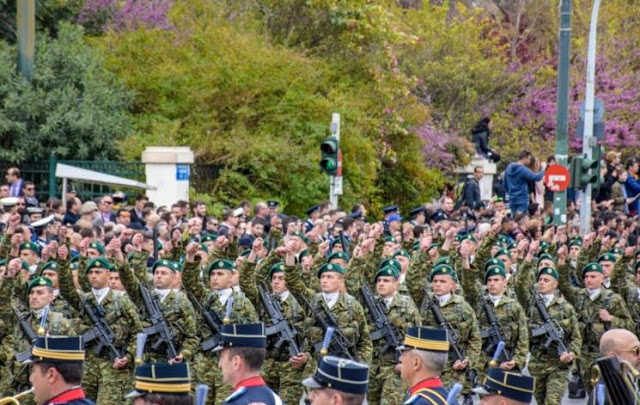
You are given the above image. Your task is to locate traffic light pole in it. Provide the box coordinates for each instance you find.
[579,0,602,235]
[553,0,571,226]
[329,113,342,208]
[17,0,35,81]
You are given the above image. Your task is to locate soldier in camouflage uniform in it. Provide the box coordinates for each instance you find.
[113,235,198,365]
[516,244,582,405]
[0,271,75,403]
[57,244,142,405]
[357,263,421,405]
[284,242,373,364]
[461,247,529,377]
[610,248,640,336]
[412,260,481,403]
[39,260,78,320]
[183,242,259,405]
[557,260,633,393]
[239,237,308,404]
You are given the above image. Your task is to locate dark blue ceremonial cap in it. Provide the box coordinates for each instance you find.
[28,336,85,364]
[302,355,369,394]
[472,368,534,403]
[126,363,191,399]
[409,206,426,218]
[306,205,320,216]
[267,200,279,208]
[431,210,450,223]
[383,204,399,214]
[349,211,363,220]
[399,326,449,352]
[213,323,267,351]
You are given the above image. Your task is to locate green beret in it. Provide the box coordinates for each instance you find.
[41,261,60,273]
[328,251,350,262]
[597,253,616,263]
[384,236,397,244]
[27,276,53,293]
[375,265,399,280]
[200,234,217,243]
[484,258,505,272]
[21,261,30,271]
[537,253,556,265]
[269,262,285,278]
[634,261,640,274]
[239,249,251,257]
[537,267,559,280]
[609,247,623,257]
[379,258,401,273]
[539,241,550,253]
[0,259,5,267]
[299,249,309,260]
[199,244,209,254]
[392,249,412,260]
[428,243,439,251]
[497,235,510,245]
[152,259,181,273]
[493,249,511,259]
[206,259,235,276]
[412,241,420,251]
[568,238,583,248]
[19,242,40,254]
[292,232,309,245]
[457,234,477,243]
[434,256,454,267]
[317,262,345,278]
[86,257,115,273]
[582,262,603,276]
[88,241,105,254]
[429,264,457,282]
[70,261,79,271]
[484,265,506,283]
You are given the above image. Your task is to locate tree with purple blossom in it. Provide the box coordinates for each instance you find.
[78,0,174,35]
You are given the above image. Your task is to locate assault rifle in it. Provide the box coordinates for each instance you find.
[258,282,301,357]
[300,295,355,360]
[360,283,403,361]
[14,306,45,363]
[81,298,122,360]
[530,293,569,356]
[140,284,178,360]
[480,297,511,364]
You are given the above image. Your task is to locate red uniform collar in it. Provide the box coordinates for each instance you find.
[409,378,444,395]
[46,387,86,404]
[234,376,266,391]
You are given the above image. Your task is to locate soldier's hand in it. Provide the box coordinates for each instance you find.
[132,233,144,251]
[58,226,69,241]
[402,224,413,241]
[452,359,468,370]
[112,356,129,369]
[490,222,501,236]
[598,309,613,322]
[275,246,287,256]
[289,353,308,369]
[185,242,199,262]
[58,244,69,262]
[10,233,23,248]
[6,214,21,232]
[317,240,330,257]
[252,237,263,251]
[499,360,516,370]
[560,352,574,363]
[517,239,529,254]
[625,246,635,258]
[78,237,90,255]
[445,227,458,241]
[557,245,568,260]
[528,240,540,255]
[7,258,22,277]
[169,354,184,365]
[216,235,229,249]
[41,245,50,262]
[172,229,182,242]
[163,241,173,253]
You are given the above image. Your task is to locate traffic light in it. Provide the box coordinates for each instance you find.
[320,136,339,175]
[569,155,598,190]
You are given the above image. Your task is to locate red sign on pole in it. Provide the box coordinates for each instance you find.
[544,164,571,192]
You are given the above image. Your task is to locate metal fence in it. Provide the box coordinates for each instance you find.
[0,155,220,203]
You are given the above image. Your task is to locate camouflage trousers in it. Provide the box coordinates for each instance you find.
[528,357,571,405]
[83,355,133,405]
[192,352,232,405]
[367,363,407,405]
[262,357,304,404]
[580,351,599,395]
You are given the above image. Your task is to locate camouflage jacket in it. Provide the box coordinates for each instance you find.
[285,264,373,364]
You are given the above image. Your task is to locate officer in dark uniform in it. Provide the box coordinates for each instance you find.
[305,205,320,233]
[383,204,399,236]
[399,327,450,405]
[125,362,193,405]
[302,355,370,405]
[214,322,283,405]
[409,207,426,226]
[27,336,95,405]
[473,367,535,404]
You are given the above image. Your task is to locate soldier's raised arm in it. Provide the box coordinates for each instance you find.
[182,242,207,302]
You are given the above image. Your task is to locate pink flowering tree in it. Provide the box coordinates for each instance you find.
[78,0,174,34]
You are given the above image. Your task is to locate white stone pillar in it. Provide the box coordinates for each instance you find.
[454,156,497,201]
[141,147,195,208]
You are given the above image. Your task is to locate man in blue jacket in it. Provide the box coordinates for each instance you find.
[503,151,545,214]
[624,158,640,216]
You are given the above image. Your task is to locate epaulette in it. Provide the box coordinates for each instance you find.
[224,387,247,402]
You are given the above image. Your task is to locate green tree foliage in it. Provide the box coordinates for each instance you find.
[0,0,84,42]
[0,22,133,161]
[95,0,444,215]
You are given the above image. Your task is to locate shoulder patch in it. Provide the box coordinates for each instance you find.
[224,387,247,402]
